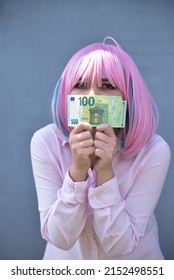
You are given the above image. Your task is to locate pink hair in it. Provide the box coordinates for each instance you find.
[52,37,159,157]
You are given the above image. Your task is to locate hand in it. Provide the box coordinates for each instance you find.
[69,122,95,181]
[94,124,117,185]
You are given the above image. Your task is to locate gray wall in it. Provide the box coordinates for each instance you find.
[0,0,173,259]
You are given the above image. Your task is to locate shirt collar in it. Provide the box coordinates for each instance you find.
[62,138,69,146]
[53,123,69,147]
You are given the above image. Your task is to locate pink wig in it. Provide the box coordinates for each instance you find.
[52,37,159,157]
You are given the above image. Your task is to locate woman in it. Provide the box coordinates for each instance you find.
[30,37,170,259]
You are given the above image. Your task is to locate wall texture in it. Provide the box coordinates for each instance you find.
[0,0,173,259]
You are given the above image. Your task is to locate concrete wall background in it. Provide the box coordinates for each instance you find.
[0,0,173,259]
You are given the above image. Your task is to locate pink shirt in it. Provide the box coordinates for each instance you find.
[30,124,170,260]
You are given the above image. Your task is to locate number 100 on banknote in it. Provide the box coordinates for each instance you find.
[67,95,127,128]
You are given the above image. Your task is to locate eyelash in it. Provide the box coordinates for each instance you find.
[74,82,117,89]
[74,82,87,89]
[101,83,117,89]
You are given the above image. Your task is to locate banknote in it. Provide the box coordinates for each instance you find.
[67,95,127,128]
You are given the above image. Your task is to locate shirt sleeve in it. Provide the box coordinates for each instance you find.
[30,131,89,250]
[88,143,171,258]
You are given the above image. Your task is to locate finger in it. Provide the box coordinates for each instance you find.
[71,122,92,135]
[96,124,115,137]
[69,131,92,145]
[95,148,108,159]
[95,131,111,144]
[79,138,94,148]
[94,139,109,151]
[82,146,95,157]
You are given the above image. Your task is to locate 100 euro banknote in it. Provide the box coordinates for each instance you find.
[67,95,127,128]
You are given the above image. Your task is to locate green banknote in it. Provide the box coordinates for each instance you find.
[67,95,127,127]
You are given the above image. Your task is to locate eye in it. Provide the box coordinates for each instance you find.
[74,80,88,89]
[102,81,117,89]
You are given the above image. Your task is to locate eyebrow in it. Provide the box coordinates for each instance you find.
[76,77,112,84]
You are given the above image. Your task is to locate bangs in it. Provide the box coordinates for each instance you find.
[65,46,126,94]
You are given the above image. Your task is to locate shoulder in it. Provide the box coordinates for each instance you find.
[146,134,170,155]
[127,134,170,160]
[30,123,67,152]
[31,123,65,142]
[31,123,58,139]
[137,134,171,168]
